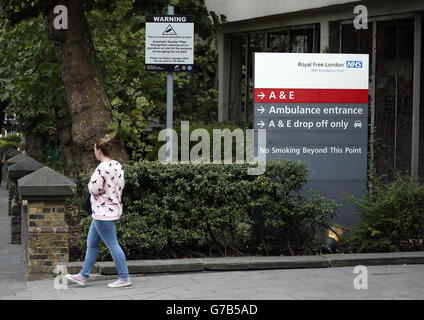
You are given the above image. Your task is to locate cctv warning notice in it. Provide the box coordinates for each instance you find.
[145,15,194,72]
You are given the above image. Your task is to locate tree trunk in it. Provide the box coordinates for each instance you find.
[44,0,129,171]
[54,104,80,176]
[24,135,44,160]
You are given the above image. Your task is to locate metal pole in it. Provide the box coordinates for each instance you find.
[412,15,422,179]
[166,5,175,162]
[369,19,377,193]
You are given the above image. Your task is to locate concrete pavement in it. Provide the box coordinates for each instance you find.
[2,264,424,300]
[0,179,27,298]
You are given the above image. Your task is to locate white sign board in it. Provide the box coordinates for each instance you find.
[254,53,369,226]
[145,15,194,72]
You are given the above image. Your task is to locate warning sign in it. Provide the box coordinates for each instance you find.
[145,15,194,72]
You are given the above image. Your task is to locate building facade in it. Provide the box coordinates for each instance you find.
[206,0,424,182]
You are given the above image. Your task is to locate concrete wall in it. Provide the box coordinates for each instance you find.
[208,0,424,34]
[205,0,361,23]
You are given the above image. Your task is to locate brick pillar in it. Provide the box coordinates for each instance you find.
[8,177,15,211]
[8,179,15,216]
[26,201,69,280]
[10,185,21,244]
[6,151,26,216]
[18,166,76,281]
[8,156,44,244]
[5,148,20,193]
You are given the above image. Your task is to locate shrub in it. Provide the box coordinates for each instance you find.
[250,162,339,255]
[341,175,424,253]
[0,134,23,152]
[71,160,339,261]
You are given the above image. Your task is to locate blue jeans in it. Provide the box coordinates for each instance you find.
[79,219,130,281]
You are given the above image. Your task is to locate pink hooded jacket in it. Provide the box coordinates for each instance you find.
[87,160,125,221]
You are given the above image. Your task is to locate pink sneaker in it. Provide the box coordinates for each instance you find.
[65,274,87,286]
[107,279,132,288]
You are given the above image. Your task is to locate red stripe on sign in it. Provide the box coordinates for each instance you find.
[254,89,369,103]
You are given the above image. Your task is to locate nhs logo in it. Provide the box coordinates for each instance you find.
[346,61,363,68]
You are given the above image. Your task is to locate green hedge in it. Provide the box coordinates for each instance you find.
[342,175,424,253]
[69,160,339,261]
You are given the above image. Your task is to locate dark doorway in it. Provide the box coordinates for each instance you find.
[340,18,415,181]
[374,19,414,181]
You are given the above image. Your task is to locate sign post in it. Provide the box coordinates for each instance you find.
[254,53,369,226]
[145,7,194,161]
[166,5,174,163]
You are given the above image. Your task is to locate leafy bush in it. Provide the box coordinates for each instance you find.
[71,160,339,261]
[0,16,64,146]
[0,134,24,152]
[1,1,224,164]
[341,175,424,253]
[88,1,224,161]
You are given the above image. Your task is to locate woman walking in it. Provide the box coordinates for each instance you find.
[66,135,131,288]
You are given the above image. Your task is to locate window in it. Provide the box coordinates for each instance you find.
[228,25,320,127]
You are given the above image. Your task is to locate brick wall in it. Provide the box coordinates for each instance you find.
[21,200,28,277]
[8,178,14,216]
[25,201,69,280]
[10,180,21,244]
